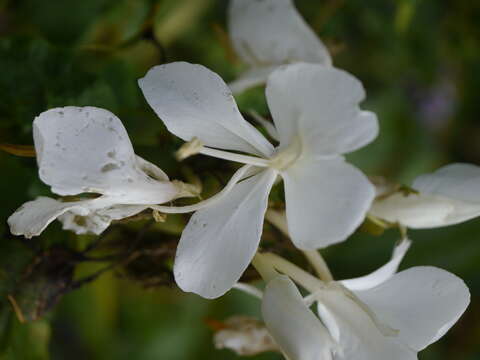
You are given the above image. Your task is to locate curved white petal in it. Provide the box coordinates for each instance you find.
[354,266,470,351]
[266,64,378,155]
[370,192,480,228]
[139,62,274,157]
[34,107,181,204]
[413,163,480,203]
[282,157,375,249]
[228,66,278,94]
[248,110,280,142]
[229,0,331,67]
[8,197,90,238]
[340,239,411,291]
[174,169,277,299]
[262,276,334,360]
[59,204,147,235]
[316,287,416,360]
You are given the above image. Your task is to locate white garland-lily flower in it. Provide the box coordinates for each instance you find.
[139,61,378,298]
[370,163,480,228]
[8,106,196,238]
[228,0,332,94]
[257,240,470,360]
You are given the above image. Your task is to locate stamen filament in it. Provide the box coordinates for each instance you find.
[262,253,324,293]
[232,282,264,299]
[151,165,251,214]
[252,253,278,282]
[302,250,333,282]
[199,147,271,167]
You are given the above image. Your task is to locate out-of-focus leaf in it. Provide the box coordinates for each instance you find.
[153,0,213,46]
[81,0,150,48]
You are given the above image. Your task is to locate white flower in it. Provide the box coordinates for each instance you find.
[139,61,378,298]
[260,240,470,360]
[370,163,480,228]
[228,0,331,94]
[8,106,195,238]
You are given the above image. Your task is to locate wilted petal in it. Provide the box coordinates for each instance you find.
[174,169,277,299]
[34,107,181,204]
[340,239,411,291]
[8,197,90,238]
[282,157,375,249]
[59,204,147,235]
[262,276,334,360]
[354,266,470,351]
[213,316,279,356]
[266,64,378,155]
[316,287,416,360]
[139,62,274,157]
[229,0,331,67]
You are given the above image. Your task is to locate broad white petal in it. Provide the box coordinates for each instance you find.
[316,287,416,360]
[174,169,277,299]
[34,107,181,204]
[228,66,278,94]
[139,62,274,157]
[229,0,331,67]
[262,276,334,360]
[354,266,470,351]
[59,204,147,235]
[413,163,480,203]
[266,64,378,155]
[8,197,90,238]
[340,239,411,291]
[282,157,375,249]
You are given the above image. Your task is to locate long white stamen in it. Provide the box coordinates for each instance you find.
[252,253,278,282]
[151,165,251,214]
[233,282,264,300]
[199,147,271,167]
[262,253,324,293]
[302,250,333,282]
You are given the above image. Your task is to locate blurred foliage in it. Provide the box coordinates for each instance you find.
[0,0,479,359]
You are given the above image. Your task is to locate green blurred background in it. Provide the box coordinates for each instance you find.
[0,0,479,359]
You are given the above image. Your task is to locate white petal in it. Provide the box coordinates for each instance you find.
[282,157,375,249]
[138,62,274,157]
[371,192,451,227]
[262,276,334,360]
[59,203,147,235]
[266,64,378,155]
[370,192,480,228]
[340,239,411,291]
[248,110,280,142]
[34,107,181,204]
[354,266,470,351]
[228,66,278,95]
[413,163,480,203]
[228,0,331,67]
[174,169,277,299]
[316,287,416,360]
[8,197,90,238]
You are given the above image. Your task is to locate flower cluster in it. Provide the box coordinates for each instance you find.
[8,0,474,359]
